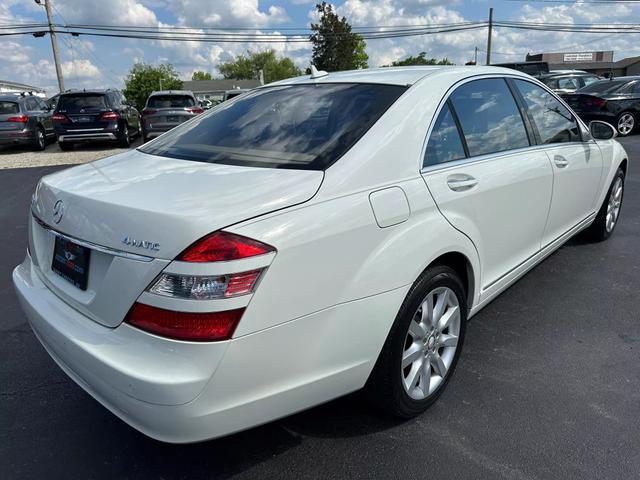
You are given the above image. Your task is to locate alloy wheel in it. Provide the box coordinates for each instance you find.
[402,286,461,400]
[606,177,623,233]
[617,113,635,136]
[37,130,45,149]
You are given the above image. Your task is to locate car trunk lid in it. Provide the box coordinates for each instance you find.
[30,148,324,327]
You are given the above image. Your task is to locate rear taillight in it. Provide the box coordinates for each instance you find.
[125,303,244,341]
[149,269,263,300]
[7,115,28,123]
[586,98,607,108]
[52,113,69,124]
[127,232,275,341]
[178,231,275,262]
[187,107,204,115]
[99,111,119,121]
[141,108,157,116]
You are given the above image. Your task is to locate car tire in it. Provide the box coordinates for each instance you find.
[586,167,625,242]
[365,265,467,418]
[32,126,46,151]
[118,122,131,148]
[616,112,635,137]
[58,141,73,151]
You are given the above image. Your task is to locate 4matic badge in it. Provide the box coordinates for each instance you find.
[122,236,160,252]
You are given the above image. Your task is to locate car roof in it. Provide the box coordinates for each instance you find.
[0,94,24,102]
[268,66,532,87]
[59,89,114,96]
[149,90,195,96]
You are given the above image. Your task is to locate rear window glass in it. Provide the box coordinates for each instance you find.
[578,79,630,94]
[57,94,106,112]
[0,101,19,114]
[147,95,195,108]
[140,83,406,170]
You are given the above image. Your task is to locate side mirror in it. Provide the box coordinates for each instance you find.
[589,120,617,140]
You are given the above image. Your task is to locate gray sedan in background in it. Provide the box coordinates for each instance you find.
[141,90,203,142]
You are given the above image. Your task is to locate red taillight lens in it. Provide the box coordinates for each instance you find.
[125,303,244,341]
[52,113,69,123]
[99,111,119,121]
[586,98,607,108]
[141,108,157,116]
[187,107,204,114]
[7,115,28,123]
[178,232,275,263]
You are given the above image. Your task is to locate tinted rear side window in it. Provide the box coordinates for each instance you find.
[449,78,529,157]
[514,80,581,144]
[578,79,628,94]
[424,103,466,167]
[0,101,19,114]
[148,95,195,108]
[140,83,406,170]
[57,94,107,112]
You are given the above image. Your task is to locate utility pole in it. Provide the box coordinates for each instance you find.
[486,7,493,66]
[38,0,64,92]
[474,46,478,65]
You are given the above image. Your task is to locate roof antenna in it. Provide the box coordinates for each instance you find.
[310,64,328,79]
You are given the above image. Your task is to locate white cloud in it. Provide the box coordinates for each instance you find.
[54,0,158,26]
[167,0,289,28]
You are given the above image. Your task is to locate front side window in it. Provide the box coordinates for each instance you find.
[514,80,581,144]
[582,76,600,87]
[140,83,406,170]
[557,77,579,90]
[424,103,466,167]
[449,78,529,157]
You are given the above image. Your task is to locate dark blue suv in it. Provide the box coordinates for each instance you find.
[53,89,140,150]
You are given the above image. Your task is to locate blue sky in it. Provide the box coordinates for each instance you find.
[2,0,639,95]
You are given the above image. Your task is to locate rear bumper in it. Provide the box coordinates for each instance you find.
[0,129,34,144]
[13,253,407,443]
[58,132,117,142]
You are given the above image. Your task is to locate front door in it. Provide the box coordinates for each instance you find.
[421,78,554,290]
[511,79,604,245]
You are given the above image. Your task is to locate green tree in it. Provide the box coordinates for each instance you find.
[219,49,302,83]
[385,52,454,67]
[123,63,183,109]
[310,2,368,71]
[192,70,212,80]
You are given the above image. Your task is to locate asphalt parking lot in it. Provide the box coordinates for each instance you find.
[1,137,639,480]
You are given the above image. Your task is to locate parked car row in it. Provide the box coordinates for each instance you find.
[494,63,639,137]
[1,87,242,153]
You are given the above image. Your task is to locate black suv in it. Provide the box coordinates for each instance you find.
[0,93,54,150]
[53,89,140,150]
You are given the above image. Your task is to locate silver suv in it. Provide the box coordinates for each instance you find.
[141,90,203,142]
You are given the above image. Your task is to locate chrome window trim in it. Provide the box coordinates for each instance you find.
[420,140,596,175]
[32,212,154,262]
[418,72,593,173]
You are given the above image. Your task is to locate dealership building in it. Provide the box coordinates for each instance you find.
[526,51,640,77]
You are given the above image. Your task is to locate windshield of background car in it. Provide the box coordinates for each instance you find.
[139,83,407,170]
[57,94,107,112]
[0,101,19,114]
[147,95,195,108]
[577,80,630,95]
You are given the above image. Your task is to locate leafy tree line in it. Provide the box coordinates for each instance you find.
[123,3,454,107]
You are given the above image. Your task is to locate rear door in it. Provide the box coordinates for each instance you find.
[421,78,554,290]
[512,79,603,246]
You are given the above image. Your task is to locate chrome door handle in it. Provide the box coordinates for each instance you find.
[554,155,569,168]
[446,176,478,192]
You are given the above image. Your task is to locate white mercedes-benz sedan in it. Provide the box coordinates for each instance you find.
[13,66,628,443]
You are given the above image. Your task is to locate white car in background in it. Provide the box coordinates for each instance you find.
[13,66,627,443]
